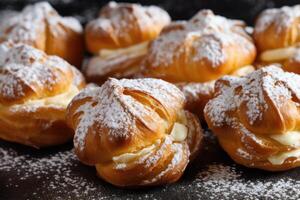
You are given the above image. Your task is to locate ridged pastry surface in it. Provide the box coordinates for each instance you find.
[67,78,203,187]
[0,2,84,66]
[254,5,300,75]
[85,1,171,53]
[84,1,171,83]
[254,5,300,51]
[205,65,300,171]
[0,42,85,147]
[142,10,256,83]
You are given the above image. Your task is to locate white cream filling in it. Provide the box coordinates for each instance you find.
[267,131,300,165]
[99,41,149,59]
[260,46,298,62]
[268,149,300,165]
[4,85,79,110]
[170,122,188,142]
[112,143,157,164]
[270,131,300,148]
[112,122,187,165]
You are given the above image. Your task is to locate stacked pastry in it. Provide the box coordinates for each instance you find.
[67,78,203,186]
[83,2,171,83]
[0,42,85,147]
[204,66,300,171]
[0,2,84,67]
[254,5,300,74]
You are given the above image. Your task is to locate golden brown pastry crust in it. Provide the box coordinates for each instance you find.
[204,65,300,171]
[0,2,84,67]
[85,1,170,54]
[282,50,300,74]
[66,78,203,187]
[253,5,300,74]
[83,2,170,83]
[142,10,256,83]
[0,42,85,148]
[253,5,300,52]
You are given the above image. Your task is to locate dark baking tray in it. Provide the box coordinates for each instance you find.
[1,0,300,200]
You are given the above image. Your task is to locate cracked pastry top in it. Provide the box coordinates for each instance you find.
[66,78,203,187]
[254,5,300,74]
[204,65,300,171]
[142,9,256,83]
[83,2,171,83]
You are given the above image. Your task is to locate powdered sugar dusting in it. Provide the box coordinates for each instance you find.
[0,70,25,99]
[255,5,300,34]
[147,10,253,69]
[205,65,300,127]
[144,137,171,168]
[72,85,133,151]
[237,148,253,160]
[142,141,187,185]
[87,1,170,48]
[119,78,184,110]
[0,42,74,104]
[192,34,225,67]
[72,78,184,151]
[0,1,82,46]
[147,30,184,67]
[58,17,83,33]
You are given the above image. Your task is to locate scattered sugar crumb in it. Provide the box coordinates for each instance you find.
[1,141,300,199]
[0,146,98,199]
[193,164,300,200]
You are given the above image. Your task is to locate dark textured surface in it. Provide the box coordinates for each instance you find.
[1,1,300,200]
[0,132,222,200]
[1,131,300,200]
[0,0,299,24]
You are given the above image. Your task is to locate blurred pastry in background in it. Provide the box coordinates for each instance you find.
[176,65,255,123]
[0,42,85,148]
[67,78,203,187]
[0,1,84,67]
[254,5,300,74]
[176,81,215,123]
[84,1,171,84]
